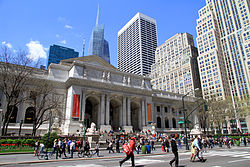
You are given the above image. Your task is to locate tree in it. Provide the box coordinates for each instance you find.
[0,47,35,135]
[206,97,235,134]
[25,81,62,136]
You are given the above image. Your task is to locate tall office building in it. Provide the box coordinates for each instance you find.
[88,5,110,63]
[118,12,158,75]
[196,0,250,100]
[47,44,79,68]
[151,33,201,96]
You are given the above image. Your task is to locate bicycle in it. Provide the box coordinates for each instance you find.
[77,149,93,158]
[37,151,55,160]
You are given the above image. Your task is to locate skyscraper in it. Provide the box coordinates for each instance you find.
[196,0,250,100]
[47,44,79,68]
[118,12,158,75]
[151,33,201,96]
[88,5,110,63]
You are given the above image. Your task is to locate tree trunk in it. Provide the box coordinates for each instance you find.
[32,123,37,136]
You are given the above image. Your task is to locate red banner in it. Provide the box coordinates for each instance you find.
[72,94,80,118]
[147,103,152,122]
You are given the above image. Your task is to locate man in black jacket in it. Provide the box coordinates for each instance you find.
[169,133,179,167]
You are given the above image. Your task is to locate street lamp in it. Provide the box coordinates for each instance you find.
[182,88,199,150]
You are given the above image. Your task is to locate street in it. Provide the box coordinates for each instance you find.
[0,147,249,167]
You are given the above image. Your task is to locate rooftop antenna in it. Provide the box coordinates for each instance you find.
[96,3,99,26]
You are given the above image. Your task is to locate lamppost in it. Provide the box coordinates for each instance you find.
[182,88,199,150]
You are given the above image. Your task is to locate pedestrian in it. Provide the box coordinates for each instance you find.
[116,138,120,153]
[166,138,170,152]
[60,139,67,158]
[67,139,71,154]
[70,140,75,158]
[136,140,140,154]
[243,137,247,146]
[93,141,100,157]
[119,137,136,167]
[190,138,195,161]
[177,138,181,149]
[34,140,40,156]
[146,142,151,154]
[108,140,114,153]
[84,139,90,154]
[151,139,155,151]
[39,142,45,155]
[169,133,179,167]
[162,139,166,152]
[191,135,206,162]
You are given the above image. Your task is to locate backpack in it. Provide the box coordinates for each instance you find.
[122,143,131,155]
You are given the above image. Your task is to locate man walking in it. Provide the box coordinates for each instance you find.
[119,137,136,167]
[169,133,179,167]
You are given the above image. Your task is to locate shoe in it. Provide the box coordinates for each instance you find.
[169,162,173,167]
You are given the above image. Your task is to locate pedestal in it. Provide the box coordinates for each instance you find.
[100,125,112,132]
[122,126,133,133]
[190,125,203,138]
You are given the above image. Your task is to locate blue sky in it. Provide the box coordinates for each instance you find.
[0,0,206,67]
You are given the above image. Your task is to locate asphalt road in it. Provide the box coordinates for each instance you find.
[0,146,249,167]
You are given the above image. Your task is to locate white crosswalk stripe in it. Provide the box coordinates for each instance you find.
[202,150,250,159]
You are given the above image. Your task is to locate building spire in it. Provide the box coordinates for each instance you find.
[96,4,99,26]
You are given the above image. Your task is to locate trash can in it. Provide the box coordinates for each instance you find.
[142,145,147,154]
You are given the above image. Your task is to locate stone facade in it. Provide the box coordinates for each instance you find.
[0,55,197,136]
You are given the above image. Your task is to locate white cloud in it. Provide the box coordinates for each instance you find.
[64,24,73,29]
[60,40,66,44]
[26,40,47,61]
[1,41,12,48]
[56,34,60,38]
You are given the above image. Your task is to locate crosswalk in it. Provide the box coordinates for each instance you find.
[203,150,250,159]
[56,149,250,167]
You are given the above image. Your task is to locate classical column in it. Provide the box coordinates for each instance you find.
[80,91,86,121]
[161,105,165,128]
[100,94,105,125]
[138,104,142,129]
[176,109,179,128]
[169,106,173,128]
[122,96,127,126]
[127,97,131,126]
[141,100,146,126]
[105,95,110,125]
[119,105,123,127]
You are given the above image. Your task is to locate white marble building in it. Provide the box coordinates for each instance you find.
[0,55,197,136]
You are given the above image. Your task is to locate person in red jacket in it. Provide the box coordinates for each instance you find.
[119,137,135,167]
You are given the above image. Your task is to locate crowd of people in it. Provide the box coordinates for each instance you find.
[33,130,249,167]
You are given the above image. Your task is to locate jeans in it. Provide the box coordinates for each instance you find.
[170,151,178,167]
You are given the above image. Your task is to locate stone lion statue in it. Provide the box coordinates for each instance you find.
[86,122,97,134]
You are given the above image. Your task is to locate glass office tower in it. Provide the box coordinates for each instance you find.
[88,5,110,63]
[47,44,79,68]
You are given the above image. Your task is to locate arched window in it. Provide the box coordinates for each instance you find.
[172,118,176,128]
[165,117,169,128]
[8,106,18,123]
[24,107,35,124]
[157,117,161,128]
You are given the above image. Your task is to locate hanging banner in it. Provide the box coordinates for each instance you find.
[147,103,152,122]
[72,94,80,118]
